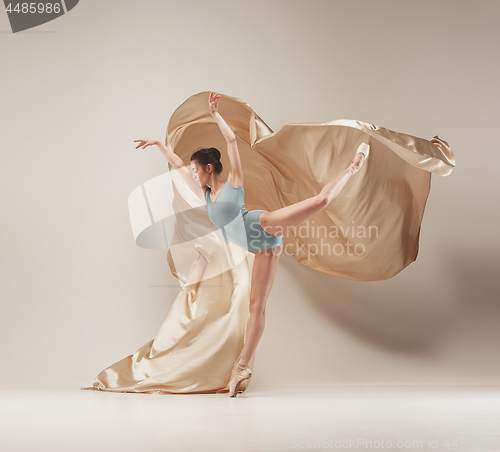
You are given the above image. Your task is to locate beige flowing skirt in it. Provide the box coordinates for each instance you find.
[81,92,455,395]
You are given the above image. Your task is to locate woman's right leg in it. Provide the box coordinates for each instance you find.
[260,144,369,237]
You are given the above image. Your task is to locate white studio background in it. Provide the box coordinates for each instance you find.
[1,0,499,388]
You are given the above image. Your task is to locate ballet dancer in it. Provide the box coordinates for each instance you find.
[134,92,370,397]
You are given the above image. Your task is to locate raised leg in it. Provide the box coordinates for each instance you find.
[260,143,369,237]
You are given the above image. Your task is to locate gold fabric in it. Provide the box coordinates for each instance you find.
[82,255,255,394]
[167,92,454,280]
[82,162,256,395]
[81,92,455,395]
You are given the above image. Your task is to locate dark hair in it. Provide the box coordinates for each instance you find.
[190,147,223,174]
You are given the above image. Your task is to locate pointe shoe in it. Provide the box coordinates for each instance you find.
[228,363,252,398]
[349,142,370,175]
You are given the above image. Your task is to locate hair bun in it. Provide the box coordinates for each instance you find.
[209,147,221,160]
[190,147,223,174]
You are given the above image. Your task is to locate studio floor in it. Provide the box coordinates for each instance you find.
[0,385,499,452]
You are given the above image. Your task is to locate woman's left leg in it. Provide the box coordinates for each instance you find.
[236,245,283,368]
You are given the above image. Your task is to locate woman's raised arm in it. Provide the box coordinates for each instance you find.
[209,92,244,188]
[133,137,203,197]
[134,137,185,169]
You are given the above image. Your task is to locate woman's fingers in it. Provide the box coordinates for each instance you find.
[211,92,220,108]
[133,139,154,149]
[209,91,221,112]
[133,139,145,149]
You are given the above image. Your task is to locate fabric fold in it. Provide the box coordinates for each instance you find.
[166,91,455,281]
[82,91,455,395]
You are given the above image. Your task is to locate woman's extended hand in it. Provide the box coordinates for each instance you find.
[133,138,158,149]
[208,91,221,115]
[135,136,186,170]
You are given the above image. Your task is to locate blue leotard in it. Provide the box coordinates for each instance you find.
[205,181,283,253]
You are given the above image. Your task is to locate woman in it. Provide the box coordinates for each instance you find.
[135,92,370,396]
[82,147,256,395]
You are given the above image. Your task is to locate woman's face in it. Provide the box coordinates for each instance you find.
[191,160,209,186]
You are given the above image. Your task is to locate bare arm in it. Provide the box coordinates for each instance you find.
[134,137,185,169]
[208,92,244,188]
[133,137,203,198]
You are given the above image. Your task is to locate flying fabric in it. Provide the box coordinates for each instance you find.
[81,91,454,395]
[167,91,455,281]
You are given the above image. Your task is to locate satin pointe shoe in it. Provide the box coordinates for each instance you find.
[349,142,370,175]
[228,363,252,398]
